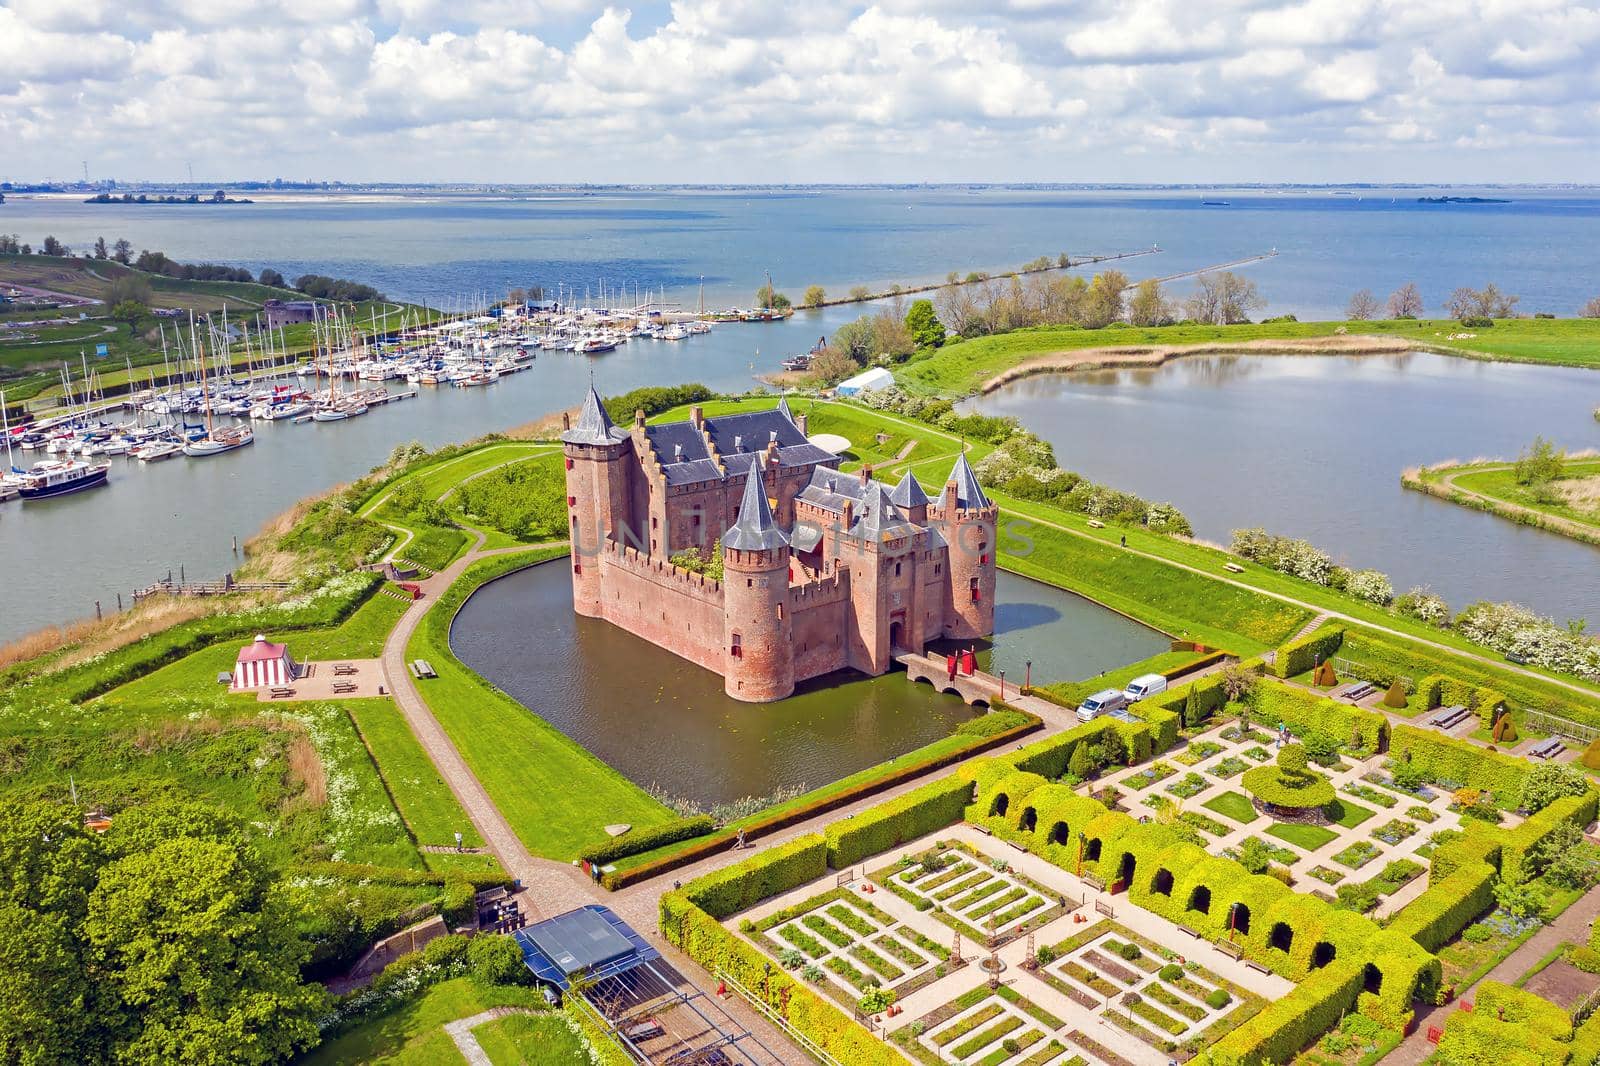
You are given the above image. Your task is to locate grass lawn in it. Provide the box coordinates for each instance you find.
[1042,650,1209,707]
[1203,791,1259,825]
[1408,458,1600,547]
[300,979,548,1065]
[1265,822,1339,852]
[475,1011,588,1065]
[895,317,1600,396]
[406,549,673,859]
[1327,799,1376,829]
[347,701,486,849]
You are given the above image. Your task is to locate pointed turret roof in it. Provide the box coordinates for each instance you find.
[560,386,626,445]
[945,451,991,510]
[723,462,789,552]
[775,395,794,423]
[888,469,929,509]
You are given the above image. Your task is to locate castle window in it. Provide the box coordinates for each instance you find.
[731,633,742,658]
[747,578,753,588]
[970,577,980,602]
[894,562,902,577]
[776,604,784,620]
[978,539,988,551]
[935,564,942,575]
[651,516,658,529]
[573,563,582,575]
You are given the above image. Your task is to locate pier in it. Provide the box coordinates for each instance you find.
[1152,250,1278,284]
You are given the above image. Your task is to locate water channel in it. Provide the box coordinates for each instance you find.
[965,351,1600,626]
[448,563,1168,805]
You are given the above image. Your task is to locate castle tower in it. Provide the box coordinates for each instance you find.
[889,469,930,526]
[720,462,795,702]
[561,386,632,617]
[930,451,997,639]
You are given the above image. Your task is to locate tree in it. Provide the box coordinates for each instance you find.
[111,238,133,265]
[1185,271,1264,324]
[258,268,286,288]
[1513,436,1565,486]
[1581,296,1600,319]
[904,299,946,348]
[1068,741,1094,780]
[1218,662,1256,703]
[212,189,228,203]
[808,345,857,384]
[1084,270,1128,327]
[848,285,870,302]
[832,316,879,364]
[801,285,826,308]
[754,283,790,310]
[41,235,68,257]
[1518,761,1589,813]
[111,300,145,331]
[85,838,325,1064]
[468,934,529,985]
[1237,837,1273,875]
[1346,289,1379,320]
[92,236,108,260]
[106,272,152,309]
[1126,279,1171,326]
[1446,283,1519,321]
[1387,282,1423,319]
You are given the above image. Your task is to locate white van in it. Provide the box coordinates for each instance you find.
[1076,689,1128,723]
[1123,674,1169,703]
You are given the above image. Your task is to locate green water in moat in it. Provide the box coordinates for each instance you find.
[449,563,1168,805]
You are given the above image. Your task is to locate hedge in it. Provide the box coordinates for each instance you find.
[578,815,715,866]
[1417,674,1509,729]
[659,890,899,1066]
[564,998,633,1066]
[1204,960,1364,1065]
[1245,680,1387,753]
[1008,719,1116,778]
[1436,1009,1568,1066]
[1475,979,1572,1038]
[1428,831,1503,879]
[599,708,1038,889]
[1273,625,1345,679]
[1240,764,1337,810]
[824,776,972,868]
[1127,700,1180,751]
[1388,725,1530,803]
[681,835,827,920]
[1387,860,1498,953]
[1500,790,1599,885]
[1571,1010,1600,1066]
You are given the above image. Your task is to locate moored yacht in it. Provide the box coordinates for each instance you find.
[17,459,111,499]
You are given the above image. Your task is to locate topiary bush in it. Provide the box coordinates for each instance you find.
[1206,988,1232,1010]
[1160,963,1184,981]
[1383,680,1408,709]
[1242,751,1337,811]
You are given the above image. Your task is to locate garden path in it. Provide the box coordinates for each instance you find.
[443,1006,534,1066]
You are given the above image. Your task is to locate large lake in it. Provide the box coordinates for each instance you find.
[966,352,1600,626]
[448,564,1168,805]
[4,187,1600,640]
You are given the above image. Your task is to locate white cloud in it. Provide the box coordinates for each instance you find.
[0,0,1596,181]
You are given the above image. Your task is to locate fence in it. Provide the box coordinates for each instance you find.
[1332,657,1414,693]
[716,968,844,1066]
[1526,709,1600,745]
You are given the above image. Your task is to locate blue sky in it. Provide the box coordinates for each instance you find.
[3,0,1598,184]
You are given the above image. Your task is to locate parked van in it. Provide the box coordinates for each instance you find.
[1076,689,1128,723]
[1123,673,1169,703]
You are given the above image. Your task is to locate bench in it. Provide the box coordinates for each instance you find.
[1224,562,1245,574]
[1428,705,1471,729]
[412,659,437,679]
[1176,924,1203,940]
[1529,738,1565,760]
[1087,519,1104,529]
[1006,840,1028,854]
[269,687,294,699]
[332,682,359,694]
[1216,941,1244,960]
[1341,682,1377,703]
[1246,960,1273,976]
[970,824,992,836]
[333,663,359,676]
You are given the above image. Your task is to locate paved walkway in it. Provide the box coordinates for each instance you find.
[443,1006,533,1065]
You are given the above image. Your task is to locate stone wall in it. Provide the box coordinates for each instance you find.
[596,541,726,674]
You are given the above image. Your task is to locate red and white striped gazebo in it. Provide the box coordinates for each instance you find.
[232,634,299,690]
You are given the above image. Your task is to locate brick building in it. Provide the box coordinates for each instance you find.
[560,388,998,702]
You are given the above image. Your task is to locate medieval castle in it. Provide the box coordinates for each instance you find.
[560,388,998,702]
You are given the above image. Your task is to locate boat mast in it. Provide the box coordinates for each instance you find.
[1,388,14,472]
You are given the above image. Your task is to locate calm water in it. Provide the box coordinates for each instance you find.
[448,564,1168,804]
[3,187,1600,640]
[967,352,1600,626]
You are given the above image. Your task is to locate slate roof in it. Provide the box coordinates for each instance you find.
[888,470,930,509]
[560,386,628,446]
[643,407,835,487]
[775,395,794,423]
[796,468,920,543]
[722,463,789,552]
[945,451,991,510]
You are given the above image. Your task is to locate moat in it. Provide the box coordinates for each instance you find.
[450,563,1168,805]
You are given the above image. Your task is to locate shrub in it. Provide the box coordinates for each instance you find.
[1383,680,1408,708]
[1117,941,1142,961]
[1571,946,1600,974]
[440,877,476,927]
[1035,945,1058,966]
[1241,761,1336,811]
[1501,791,1599,885]
[467,934,528,985]
[1387,860,1497,952]
[578,815,716,866]
[1389,726,1530,802]
[1159,964,1184,981]
[1272,625,1346,679]
[683,836,828,919]
[1518,762,1590,814]
[1245,679,1387,753]
[824,776,971,868]
[1206,988,1232,1010]
[1583,737,1600,771]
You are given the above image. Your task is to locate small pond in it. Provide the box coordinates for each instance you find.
[449,564,1168,805]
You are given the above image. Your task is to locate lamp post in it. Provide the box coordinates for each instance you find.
[1076,831,1087,877]
[1024,659,1032,694]
[998,669,1006,701]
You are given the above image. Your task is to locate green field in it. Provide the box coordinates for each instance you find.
[404,548,673,859]
[348,702,487,850]
[1041,650,1207,708]
[896,317,1600,396]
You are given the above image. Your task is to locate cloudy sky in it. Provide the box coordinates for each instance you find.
[3,0,1598,184]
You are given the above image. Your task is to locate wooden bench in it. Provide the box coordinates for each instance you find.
[1176,924,1203,939]
[1529,738,1565,760]
[1428,705,1471,729]
[333,663,358,676]
[332,682,359,694]
[1006,840,1028,854]
[412,659,437,679]
[1341,682,1377,703]
[1224,562,1245,574]
[1087,519,1105,529]
[970,824,992,836]
[1216,941,1244,961]
[1246,960,1273,975]
[269,687,294,699]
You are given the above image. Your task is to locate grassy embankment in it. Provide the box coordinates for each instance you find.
[0,253,425,406]
[300,978,555,1066]
[1403,457,1600,548]
[895,317,1600,397]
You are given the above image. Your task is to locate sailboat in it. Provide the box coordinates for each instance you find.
[182,330,255,457]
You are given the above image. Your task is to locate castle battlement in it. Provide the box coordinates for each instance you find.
[562,388,996,702]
